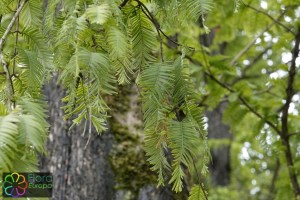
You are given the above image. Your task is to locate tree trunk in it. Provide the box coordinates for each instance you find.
[40,78,177,200]
[199,27,232,187]
[40,76,115,200]
[206,102,231,186]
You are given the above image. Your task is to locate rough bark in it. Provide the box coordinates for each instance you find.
[40,78,177,200]
[40,77,115,200]
[108,83,178,200]
[137,185,174,200]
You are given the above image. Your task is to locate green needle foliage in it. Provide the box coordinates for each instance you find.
[2,0,299,199]
[0,0,212,197]
[0,98,48,172]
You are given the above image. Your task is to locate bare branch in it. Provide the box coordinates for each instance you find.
[135,0,195,51]
[119,0,130,9]
[0,0,28,109]
[0,0,27,50]
[287,132,300,138]
[230,45,272,85]
[269,159,280,198]
[229,10,288,66]
[230,21,276,66]
[139,5,164,62]
[12,0,21,75]
[184,54,281,135]
[243,2,295,35]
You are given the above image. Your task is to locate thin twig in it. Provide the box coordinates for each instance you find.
[230,20,276,66]
[0,0,28,109]
[207,71,281,135]
[119,0,130,9]
[135,0,195,51]
[229,10,287,66]
[0,0,27,54]
[192,157,208,200]
[269,159,280,198]
[84,109,92,150]
[287,132,300,138]
[184,52,281,135]
[139,5,164,62]
[238,95,281,134]
[242,2,295,35]
[230,45,272,86]
[12,0,20,76]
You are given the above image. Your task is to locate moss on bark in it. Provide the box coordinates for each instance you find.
[108,83,157,198]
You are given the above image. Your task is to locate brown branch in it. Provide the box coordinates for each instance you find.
[230,45,272,85]
[230,22,276,66]
[119,0,130,9]
[269,159,280,198]
[0,0,27,51]
[12,0,20,75]
[280,27,300,197]
[139,5,164,62]
[243,2,295,35]
[0,0,28,109]
[206,69,282,135]
[184,55,281,135]
[237,95,281,135]
[135,0,195,51]
[186,50,279,134]
[230,11,287,66]
[287,132,300,138]
[204,71,234,92]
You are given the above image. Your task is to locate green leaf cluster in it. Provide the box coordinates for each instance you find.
[0,98,48,172]
[140,57,210,192]
[0,0,218,198]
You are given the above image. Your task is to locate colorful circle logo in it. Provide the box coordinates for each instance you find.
[3,172,28,198]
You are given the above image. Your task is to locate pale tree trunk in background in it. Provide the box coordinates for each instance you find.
[206,102,231,186]
[200,28,232,187]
